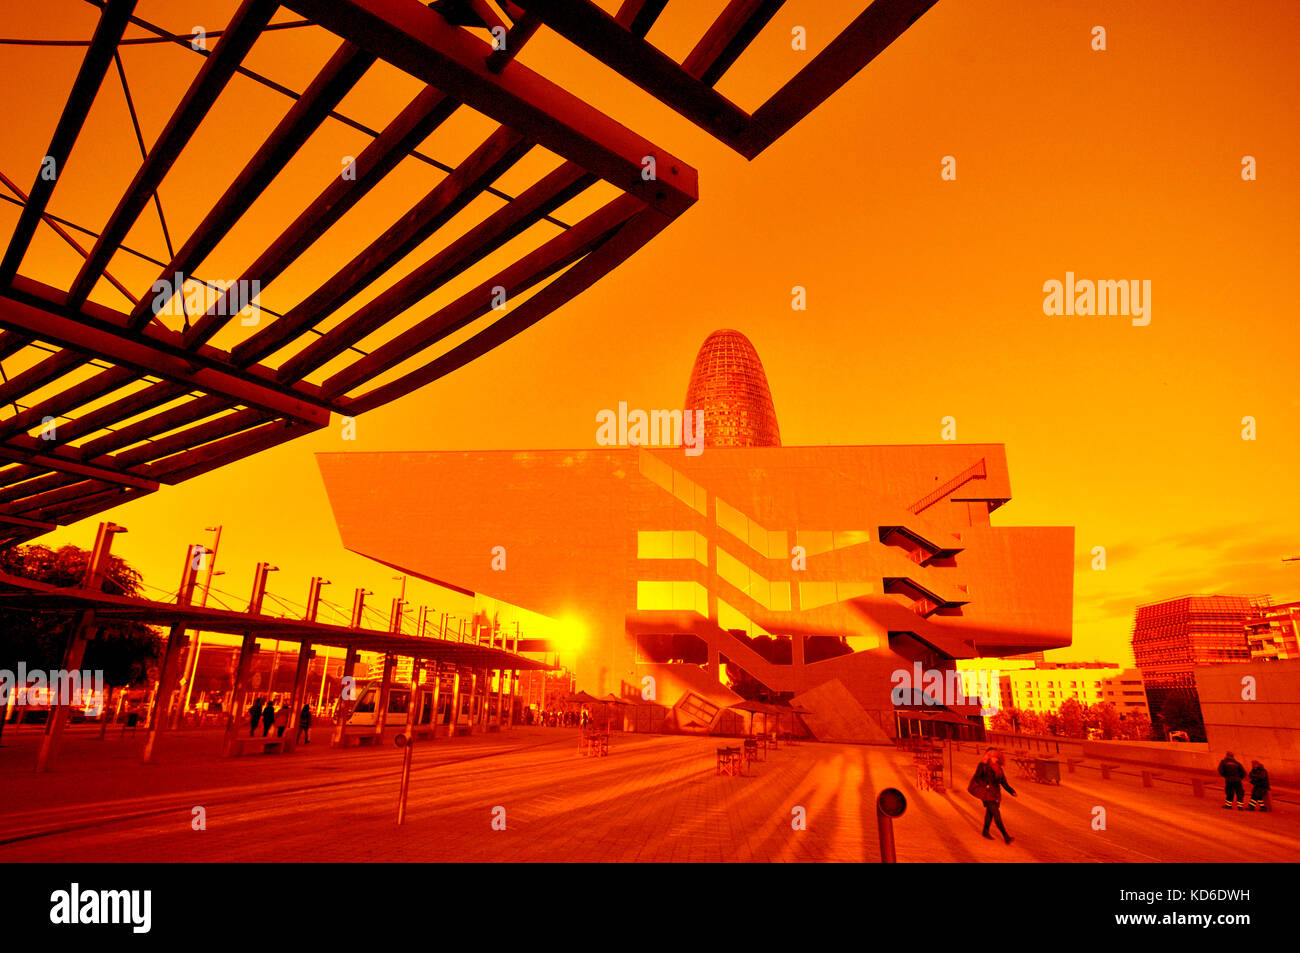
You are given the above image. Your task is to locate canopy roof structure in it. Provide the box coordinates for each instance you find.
[0,567,548,668]
[0,0,936,548]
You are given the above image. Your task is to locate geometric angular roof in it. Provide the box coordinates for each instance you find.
[0,0,938,547]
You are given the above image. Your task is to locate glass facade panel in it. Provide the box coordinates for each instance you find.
[797,530,833,557]
[637,531,673,559]
[800,581,837,610]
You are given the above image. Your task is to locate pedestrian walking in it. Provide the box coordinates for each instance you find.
[297,704,312,744]
[968,747,1017,844]
[1218,751,1247,809]
[249,698,263,737]
[275,703,290,738]
[261,698,276,737]
[1248,760,1271,812]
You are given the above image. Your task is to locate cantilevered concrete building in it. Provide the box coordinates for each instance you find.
[320,332,1073,741]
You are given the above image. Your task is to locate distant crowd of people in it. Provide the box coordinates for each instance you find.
[1217,751,1272,811]
[247,698,313,744]
[522,707,591,728]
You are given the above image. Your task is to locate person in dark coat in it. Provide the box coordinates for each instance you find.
[969,747,1017,843]
[1248,760,1270,811]
[297,704,312,744]
[249,698,263,737]
[1218,751,1246,809]
[260,698,276,737]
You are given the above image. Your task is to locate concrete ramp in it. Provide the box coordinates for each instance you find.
[793,679,894,745]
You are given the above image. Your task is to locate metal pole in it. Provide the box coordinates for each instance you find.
[876,788,907,863]
[143,543,202,763]
[396,732,414,824]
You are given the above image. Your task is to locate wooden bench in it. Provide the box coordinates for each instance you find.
[233,735,284,755]
[340,732,379,748]
[716,746,745,776]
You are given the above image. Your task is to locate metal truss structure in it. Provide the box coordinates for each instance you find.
[0,0,936,547]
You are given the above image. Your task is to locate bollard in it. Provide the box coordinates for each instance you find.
[1100,764,1113,780]
[876,788,907,863]
[395,733,414,825]
[1068,758,1082,774]
[1141,770,1158,788]
[1191,778,1205,798]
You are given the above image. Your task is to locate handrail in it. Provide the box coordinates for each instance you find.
[908,458,987,515]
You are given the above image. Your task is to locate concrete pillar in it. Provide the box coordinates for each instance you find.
[142,625,188,763]
[494,668,505,727]
[222,634,258,757]
[477,670,490,729]
[282,641,314,753]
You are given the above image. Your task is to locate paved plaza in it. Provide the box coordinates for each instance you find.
[1,727,1297,862]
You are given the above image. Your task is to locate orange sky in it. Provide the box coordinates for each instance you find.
[3,0,1298,666]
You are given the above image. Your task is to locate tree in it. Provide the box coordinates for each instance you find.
[1115,712,1154,742]
[989,707,1012,733]
[0,544,162,698]
[1093,702,1123,740]
[1056,698,1088,739]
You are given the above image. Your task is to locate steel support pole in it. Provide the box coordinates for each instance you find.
[428,663,441,740]
[374,652,394,742]
[447,670,461,737]
[34,610,95,773]
[221,634,258,757]
[141,625,188,763]
[332,645,361,746]
[35,520,123,772]
[282,641,314,753]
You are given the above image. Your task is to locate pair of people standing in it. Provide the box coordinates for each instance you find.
[251,699,278,736]
[1218,752,1272,811]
